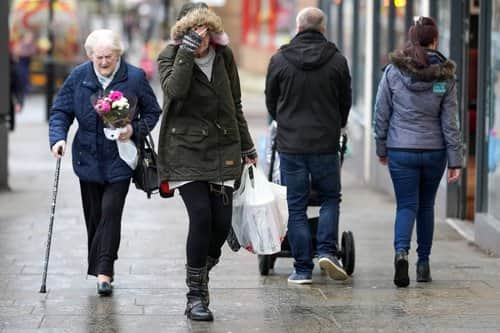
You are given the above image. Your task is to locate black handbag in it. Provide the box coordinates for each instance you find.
[132,126,159,199]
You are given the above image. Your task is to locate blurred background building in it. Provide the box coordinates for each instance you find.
[2,0,500,255]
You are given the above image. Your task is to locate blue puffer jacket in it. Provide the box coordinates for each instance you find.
[374,49,463,168]
[49,60,162,183]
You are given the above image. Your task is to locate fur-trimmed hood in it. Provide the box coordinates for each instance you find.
[388,49,456,82]
[170,7,228,45]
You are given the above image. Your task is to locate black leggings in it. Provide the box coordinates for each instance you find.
[80,180,130,277]
[179,182,233,268]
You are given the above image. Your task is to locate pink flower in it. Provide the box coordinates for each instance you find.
[92,90,134,128]
[108,90,123,101]
[97,100,111,112]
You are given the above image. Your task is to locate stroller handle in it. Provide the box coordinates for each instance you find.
[340,134,348,166]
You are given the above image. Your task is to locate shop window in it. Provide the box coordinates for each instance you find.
[437,0,451,57]
[354,0,366,110]
[341,0,354,63]
[487,1,500,219]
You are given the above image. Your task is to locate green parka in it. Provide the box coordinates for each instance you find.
[156,44,255,182]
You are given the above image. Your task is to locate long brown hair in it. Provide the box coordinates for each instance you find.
[402,16,439,68]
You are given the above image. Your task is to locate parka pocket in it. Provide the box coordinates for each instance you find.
[170,126,209,145]
[216,124,240,145]
[167,125,214,168]
[215,124,241,169]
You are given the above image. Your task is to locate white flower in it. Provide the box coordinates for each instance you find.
[112,97,130,110]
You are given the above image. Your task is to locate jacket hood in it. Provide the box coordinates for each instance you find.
[280,30,338,70]
[170,8,228,45]
[389,49,456,81]
[388,49,456,92]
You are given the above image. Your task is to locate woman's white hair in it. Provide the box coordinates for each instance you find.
[84,29,124,57]
[296,7,326,32]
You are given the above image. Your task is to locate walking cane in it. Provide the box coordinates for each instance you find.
[39,147,63,293]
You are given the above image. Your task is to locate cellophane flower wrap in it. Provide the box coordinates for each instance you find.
[91,90,139,169]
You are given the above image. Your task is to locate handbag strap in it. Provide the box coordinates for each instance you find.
[140,121,156,153]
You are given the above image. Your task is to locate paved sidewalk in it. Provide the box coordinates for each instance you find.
[1,93,500,332]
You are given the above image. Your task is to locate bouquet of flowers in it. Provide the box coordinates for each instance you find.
[94,90,132,129]
[92,90,138,169]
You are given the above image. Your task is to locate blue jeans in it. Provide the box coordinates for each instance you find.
[280,153,341,275]
[387,150,447,263]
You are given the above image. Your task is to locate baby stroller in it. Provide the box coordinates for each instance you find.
[257,122,355,276]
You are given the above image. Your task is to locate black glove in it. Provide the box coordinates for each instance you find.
[180,30,202,53]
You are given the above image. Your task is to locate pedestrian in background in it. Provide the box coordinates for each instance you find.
[13,31,37,96]
[48,29,161,296]
[265,7,352,284]
[157,3,257,321]
[374,17,462,288]
[9,55,24,131]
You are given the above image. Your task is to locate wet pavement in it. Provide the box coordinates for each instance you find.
[1,89,500,333]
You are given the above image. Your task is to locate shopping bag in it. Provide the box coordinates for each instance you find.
[232,164,288,255]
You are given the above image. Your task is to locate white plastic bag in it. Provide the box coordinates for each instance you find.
[232,164,288,254]
[104,127,138,170]
[117,140,138,170]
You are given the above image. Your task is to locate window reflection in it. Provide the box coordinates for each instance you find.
[355,0,366,110]
[438,0,451,57]
[342,0,354,64]
[379,1,389,66]
[488,0,500,219]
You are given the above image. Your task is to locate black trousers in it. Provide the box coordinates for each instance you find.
[80,179,130,277]
[179,182,233,268]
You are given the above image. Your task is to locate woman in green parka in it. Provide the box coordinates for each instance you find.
[157,4,257,321]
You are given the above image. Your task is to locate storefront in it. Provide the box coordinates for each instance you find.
[475,0,500,254]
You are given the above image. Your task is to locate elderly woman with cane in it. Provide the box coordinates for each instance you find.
[48,29,161,295]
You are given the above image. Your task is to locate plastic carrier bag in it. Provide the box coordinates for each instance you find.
[232,164,288,255]
[258,120,281,184]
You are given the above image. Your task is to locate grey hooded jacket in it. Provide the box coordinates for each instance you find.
[374,50,463,168]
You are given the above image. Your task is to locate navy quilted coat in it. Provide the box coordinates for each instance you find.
[49,60,161,183]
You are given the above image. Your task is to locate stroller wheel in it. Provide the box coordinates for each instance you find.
[341,231,355,276]
[269,255,277,269]
[258,255,272,276]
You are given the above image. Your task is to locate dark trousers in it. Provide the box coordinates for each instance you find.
[179,182,233,268]
[80,179,130,277]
